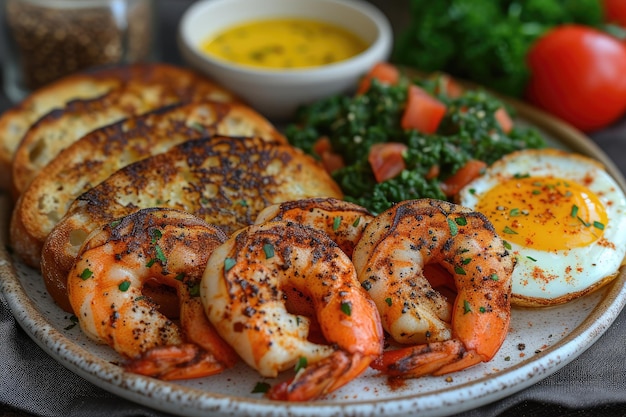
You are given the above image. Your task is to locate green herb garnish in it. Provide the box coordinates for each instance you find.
[79,268,93,280]
[295,357,308,373]
[224,258,236,271]
[155,245,167,265]
[251,382,271,393]
[150,229,162,244]
[263,243,275,259]
[341,301,352,316]
[503,226,518,235]
[447,218,458,236]
[333,216,342,231]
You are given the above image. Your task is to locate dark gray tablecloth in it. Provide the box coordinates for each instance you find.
[1,1,626,416]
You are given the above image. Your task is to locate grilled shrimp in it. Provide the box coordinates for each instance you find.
[352,199,514,377]
[67,208,238,380]
[201,221,384,401]
[254,197,374,257]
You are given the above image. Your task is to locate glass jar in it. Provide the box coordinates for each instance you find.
[1,0,157,102]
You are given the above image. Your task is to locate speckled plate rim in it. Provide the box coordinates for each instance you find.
[1,102,626,417]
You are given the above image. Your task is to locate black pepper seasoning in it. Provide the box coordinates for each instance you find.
[2,0,155,101]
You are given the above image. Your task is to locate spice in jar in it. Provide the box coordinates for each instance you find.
[4,0,154,92]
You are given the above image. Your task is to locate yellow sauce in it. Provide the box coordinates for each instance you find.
[200,18,369,69]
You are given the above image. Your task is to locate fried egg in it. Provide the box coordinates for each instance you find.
[458,148,626,307]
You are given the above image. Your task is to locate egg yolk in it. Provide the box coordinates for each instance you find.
[474,176,607,251]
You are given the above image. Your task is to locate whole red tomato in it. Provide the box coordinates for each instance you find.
[526,24,626,132]
[604,0,626,28]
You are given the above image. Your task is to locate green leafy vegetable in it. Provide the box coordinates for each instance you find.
[285,76,545,215]
[393,0,603,97]
[251,382,271,393]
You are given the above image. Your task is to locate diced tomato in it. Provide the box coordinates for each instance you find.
[313,136,332,156]
[320,151,345,174]
[494,107,514,134]
[356,62,400,95]
[425,164,440,180]
[440,159,487,197]
[434,74,464,99]
[313,136,344,174]
[401,85,447,134]
[368,142,408,183]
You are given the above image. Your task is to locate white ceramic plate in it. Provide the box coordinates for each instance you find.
[1,100,626,417]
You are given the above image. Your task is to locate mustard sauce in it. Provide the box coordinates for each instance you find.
[200,18,369,69]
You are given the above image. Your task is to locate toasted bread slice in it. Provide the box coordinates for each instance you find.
[0,63,230,191]
[10,101,286,268]
[41,135,342,312]
[11,64,236,195]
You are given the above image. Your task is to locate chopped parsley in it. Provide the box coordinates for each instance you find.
[503,226,518,235]
[188,282,200,297]
[79,268,93,280]
[454,216,467,226]
[295,357,308,373]
[333,216,342,231]
[224,257,236,271]
[447,217,458,236]
[154,245,167,265]
[263,243,275,259]
[251,382,271,393]
[150,229,162,244]
[340,301,352,316]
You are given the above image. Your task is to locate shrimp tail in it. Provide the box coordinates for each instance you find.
[371,340,470,378]
[267,351,372,402]
[124,343,229,381]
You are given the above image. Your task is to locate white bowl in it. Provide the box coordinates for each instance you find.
[177,0,393,121]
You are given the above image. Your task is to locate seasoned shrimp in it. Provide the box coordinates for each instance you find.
[201,221,384,401]
[352,198,514,377]
[67,208,238,380]
[254,197,374,257]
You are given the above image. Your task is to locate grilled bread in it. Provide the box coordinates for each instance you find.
[10,101,286,268]
[0,63,232,191]
[11,63,236,195]
[41,135,342,312]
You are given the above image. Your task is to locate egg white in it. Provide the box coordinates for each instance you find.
[459,148,626,306]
